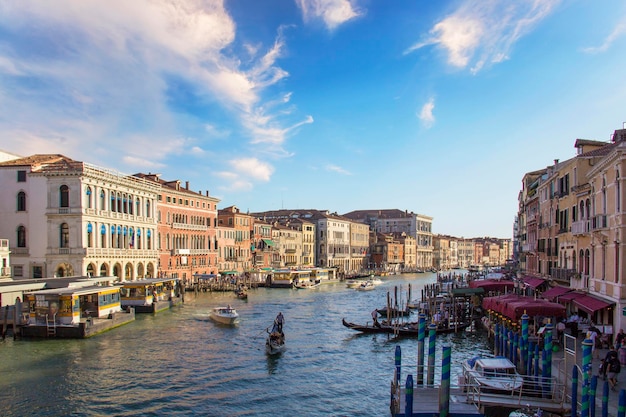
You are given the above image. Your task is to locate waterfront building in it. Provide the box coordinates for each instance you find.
[218,206,252,273]
[272,222,303,268]
[134,174,220,286]
[516,125,626,329]
[0,155,159,280]
[348,220,369,273]
[251,219,276,269]
[457,239,475,269]
[342,209,434,269]
[449,239,458,268]
[586,128,626,326]
[370,233,403,272]
[432,235,451,270]
[251,209,361,274]
[0,238,10,279]
[392,232,416,271]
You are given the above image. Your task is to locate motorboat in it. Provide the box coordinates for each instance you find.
[294,279,320,289]
[462,356,523,393]
[345,280,363,288]
[355,281,375,291]
[370,278,383,285]
[209,306,239,325]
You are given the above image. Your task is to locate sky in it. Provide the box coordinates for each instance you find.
[1,0,625,240]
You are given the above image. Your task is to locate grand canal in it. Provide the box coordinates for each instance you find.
[0,272,493,416]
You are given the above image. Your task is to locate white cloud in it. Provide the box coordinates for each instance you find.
[325,164,351,175]
[295,0,362,30]
[230,157,274,182]
[405,0,560,73]
[418,98,435,128]
[582,19,626,54]
[122,155,166,170]
[0,0,307,177]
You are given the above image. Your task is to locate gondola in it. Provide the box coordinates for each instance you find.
[341,318,470,337]
[376,307,412,317]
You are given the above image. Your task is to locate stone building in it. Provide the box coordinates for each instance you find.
[0,154,159,280]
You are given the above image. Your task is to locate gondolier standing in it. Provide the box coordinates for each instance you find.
[275,312,284,333]
[371,309,380,327]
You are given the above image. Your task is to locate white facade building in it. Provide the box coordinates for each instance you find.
[0,155,159,280]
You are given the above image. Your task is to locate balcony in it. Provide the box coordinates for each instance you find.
[550,267,577,284]
[172,222,208,231]
[522,243,536,252]
[592,214,607,230]
[0,267,10,276]
[11,248,29,255]
[571,220,590,235]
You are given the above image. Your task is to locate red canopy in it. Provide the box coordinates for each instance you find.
[541,285,573,301]
[522,276,547,289]
[469,279,515,293]
[483,294,566,320]
[573,294,614,314]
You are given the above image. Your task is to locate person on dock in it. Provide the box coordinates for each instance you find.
[601,347,618,380]
[607,351,621,390]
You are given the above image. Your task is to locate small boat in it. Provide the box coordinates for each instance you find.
[236,290,248,299]
[341,318,470,337]
[345,280,363,288]
[462,356,523,393]
[209,306,239,325]
[294,279,320,289]
[355,281,375,291]
[376,307,412,317]
[266,313,286,355]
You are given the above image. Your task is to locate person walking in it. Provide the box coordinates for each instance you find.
[608,352,621,390]
[619,339,626,366]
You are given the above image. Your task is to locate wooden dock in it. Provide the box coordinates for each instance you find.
[392,386,483,417]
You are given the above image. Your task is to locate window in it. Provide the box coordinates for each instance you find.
[17,226,26,248]
[87,223,93,248]
[60,185,69,207]
[32,266,43,278]
[13,265,23,277]
[100,190,105,210]
[17,170,26,182]
[60,223,69,248]
[86,187,92,209]
[17,191,26,211]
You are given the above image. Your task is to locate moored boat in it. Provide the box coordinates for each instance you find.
[462,356,523,393]
[209,306,239,325]
[341,318,469,337]
[294,279,320,289]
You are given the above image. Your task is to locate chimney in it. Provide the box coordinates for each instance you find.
[554,159,559,165]
[206,190,209,196]
[185,181,189,190]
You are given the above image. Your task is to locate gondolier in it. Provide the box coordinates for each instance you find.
[275,312,284,333]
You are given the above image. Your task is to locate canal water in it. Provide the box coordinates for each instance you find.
[0,272,493,416]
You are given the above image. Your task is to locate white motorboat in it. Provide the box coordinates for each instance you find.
[462,356,523,393]
[355,281,375,291]
[346,280,363,288]
[209,306,239,325]
[294,279,321,289]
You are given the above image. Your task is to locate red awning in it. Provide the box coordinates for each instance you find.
[523,276,546,289]
[482,294,566,320]
[557,291,586,302]
[469,279,515,293]
[541,286,573,301]
[573,294,614,314]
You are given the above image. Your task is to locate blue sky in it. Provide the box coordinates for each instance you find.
[1,1,625,239]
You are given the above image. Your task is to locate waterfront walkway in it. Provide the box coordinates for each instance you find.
[552,334,626,416]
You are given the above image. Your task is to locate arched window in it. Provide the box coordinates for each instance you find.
[147,229,152,250]
[100,190,105,210]
[17,226,26,248]
[86,186,92,209]
[17,191,26,211]
[135,198,141,216]
[146,200,151,218]
[60,185,69,208]
[602,177,607,214]
[60,223,69,248]
[101,224,107,248]
[617,171,621,212]
[87,223,93,248]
